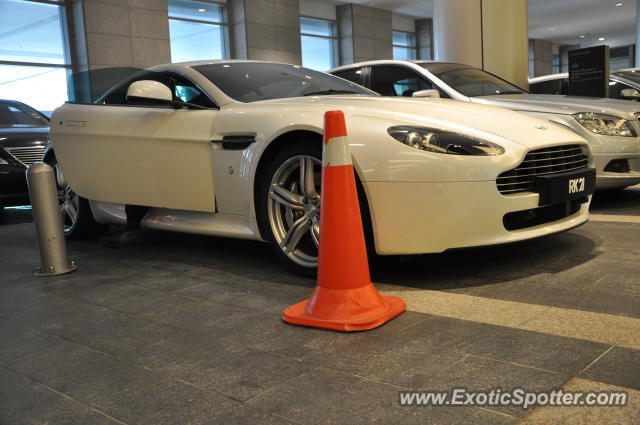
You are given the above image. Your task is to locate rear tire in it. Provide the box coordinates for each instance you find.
[46,155,108,239]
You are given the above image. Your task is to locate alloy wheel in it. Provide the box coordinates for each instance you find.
[267,155,322,268]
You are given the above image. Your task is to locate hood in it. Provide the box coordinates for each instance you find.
[0,127,49,148]
[250,96,584,150]
[472,93,640,118]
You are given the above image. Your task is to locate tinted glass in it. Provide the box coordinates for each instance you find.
[609,80,635,99]
[100,72,216,108]
[613,71,640,84]
[370,66,434,96]
[193,63,373,102]
[529,79,564,95]
[433,68,525,97]
[332,68,364,86]
[0,101,49,128]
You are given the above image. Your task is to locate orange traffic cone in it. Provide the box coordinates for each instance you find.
[282,110,406,331]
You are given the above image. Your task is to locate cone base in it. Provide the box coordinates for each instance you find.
[282,295,406,332]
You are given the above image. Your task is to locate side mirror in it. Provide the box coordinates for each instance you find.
[620,88,640,100]
[126,80,173,106]
[412,89,441,99]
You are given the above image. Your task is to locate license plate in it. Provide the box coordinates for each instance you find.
[533,168,596,206]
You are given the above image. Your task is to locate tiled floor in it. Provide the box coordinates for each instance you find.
[1,187,639,424]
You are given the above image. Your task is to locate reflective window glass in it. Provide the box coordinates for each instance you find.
[392,31,416,60]
[300,17,337,71]
[0,65,69,114]
[168,0,224,23]
[169,20,226,62]
[0,0,68,64]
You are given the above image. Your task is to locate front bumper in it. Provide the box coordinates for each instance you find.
[0,165,30,206]
[593,154,640,189]
[364,180,590,255]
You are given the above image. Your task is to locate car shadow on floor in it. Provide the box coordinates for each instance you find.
[590,184,640,213]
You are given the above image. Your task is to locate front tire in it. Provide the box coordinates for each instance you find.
[258,143,323,276]
[46,155,108,239]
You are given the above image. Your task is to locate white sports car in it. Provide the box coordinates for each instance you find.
[48,60,595,273]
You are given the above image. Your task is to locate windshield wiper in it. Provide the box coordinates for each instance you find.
[302,89,361,96]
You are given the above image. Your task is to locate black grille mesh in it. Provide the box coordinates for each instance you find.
[497,144,589,195]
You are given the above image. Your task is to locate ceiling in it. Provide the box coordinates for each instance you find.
[331,0,637,47]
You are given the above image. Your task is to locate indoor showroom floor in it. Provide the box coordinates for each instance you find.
[1,188,639,425]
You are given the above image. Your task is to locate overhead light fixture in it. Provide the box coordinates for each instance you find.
[616,2,623,6]
[579,35,586,38]
[198,8,206,12]
[598,37,605,41]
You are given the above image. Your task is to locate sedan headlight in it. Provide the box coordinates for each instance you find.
[572,113,636,137]
[387,126,505,156]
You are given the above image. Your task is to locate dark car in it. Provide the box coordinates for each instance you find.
[0,100,50,208]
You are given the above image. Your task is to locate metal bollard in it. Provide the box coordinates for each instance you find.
[26,162,78,276]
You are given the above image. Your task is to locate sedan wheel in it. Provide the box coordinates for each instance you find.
[54,164,81,234]
[267,154,322,269]
[46,155,108,239]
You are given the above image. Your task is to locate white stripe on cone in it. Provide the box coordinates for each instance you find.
[323,136,352,167]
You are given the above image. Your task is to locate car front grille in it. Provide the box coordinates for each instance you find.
[497,144,589,195]
[4,146,46,166]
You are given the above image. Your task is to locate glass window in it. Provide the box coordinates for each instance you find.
[300,17,337,71]
[370,65,434,97]
[332,68,365,86]
[529,79,564,95]
[429,66,525,97]
[0,0,70,115]
[193,62,373,102]
[392,31,416,60]
[168,0,227,62]
[0,100,49,128]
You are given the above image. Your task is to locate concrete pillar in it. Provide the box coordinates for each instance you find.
[433,0,529,89]
[228,0,301,64]
[337,4,392,65]
[529,39,553,77]
[67,0,171,101]
[416,19,433,60]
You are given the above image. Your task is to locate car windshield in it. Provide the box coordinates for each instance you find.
[193,62,375,102]
[613,71,640,85]
[0,101,49,128]
[427,66,526,97]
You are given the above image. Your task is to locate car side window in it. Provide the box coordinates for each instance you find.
[101,72,216,108]
[530,79,563,95]
[608,80,635,99]
[370,66,436,97]
[332,68,365,86]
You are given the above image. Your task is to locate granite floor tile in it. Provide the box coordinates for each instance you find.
[423,355,570,416]
[579,346,640,390]
[128,334,315,401]
[5,339,242,425]
[0,367,121,425]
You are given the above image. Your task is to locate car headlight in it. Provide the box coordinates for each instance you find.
[0,158,7,165]
[387,126,505,156]
[572,113,636,137]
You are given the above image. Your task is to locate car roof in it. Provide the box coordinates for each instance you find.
[329,59,473,73]
[528,73,568,83]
